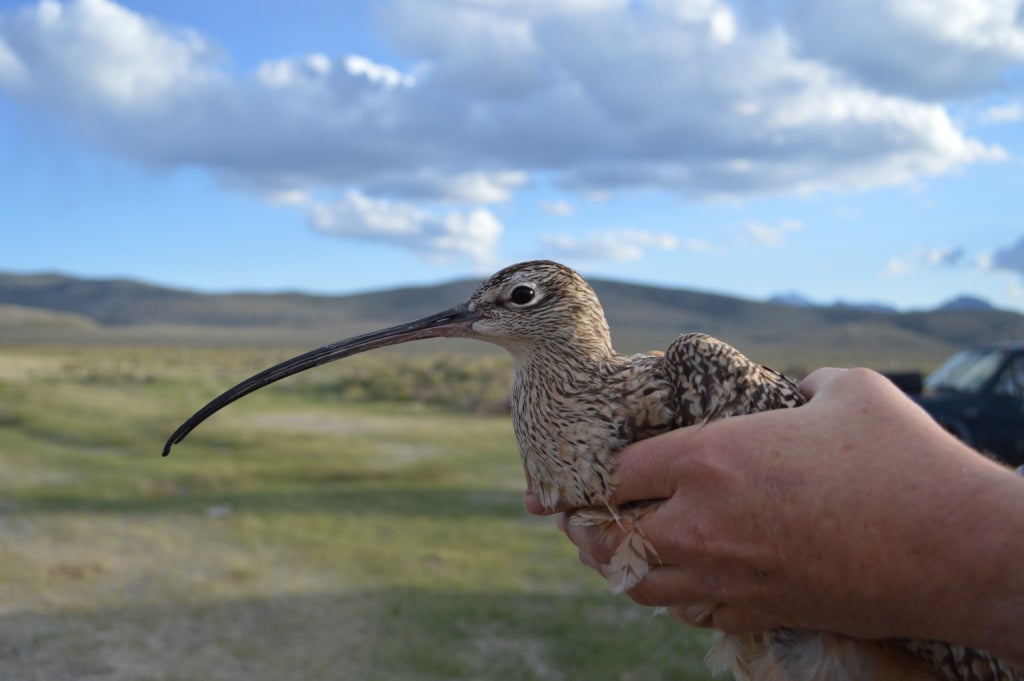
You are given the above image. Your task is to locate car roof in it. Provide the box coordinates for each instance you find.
[966,341,1024,352]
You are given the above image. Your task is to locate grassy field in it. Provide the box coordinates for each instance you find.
[0,345,716,681]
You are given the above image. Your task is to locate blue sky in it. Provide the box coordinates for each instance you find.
[1,0,1023,312]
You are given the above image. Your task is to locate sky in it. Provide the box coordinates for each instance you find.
[1,0,1024,312]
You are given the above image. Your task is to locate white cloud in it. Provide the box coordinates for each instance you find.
[540,200,574,216]
[2,0,220,109]
[257,54,334,89]
[0,0,1006,197]
[343,54,415,88]
[682,238,714,253]
[708,7,737,45]
[0,0,1019,265]
[0,35,27,88]
[884,255,913,278]
[539,228,678,262]
[264,188,310,206]
[885,245,970,277]
[777,0,1024,98]
[924,246,966,267]
[434,209,504,265]
[363,170,528,204]
[307,191,502,265]
[980,101,1024,124]
[991,235,1024,276]
[744,219,803,247]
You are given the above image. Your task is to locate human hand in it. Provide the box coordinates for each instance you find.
[526,368,1024,663]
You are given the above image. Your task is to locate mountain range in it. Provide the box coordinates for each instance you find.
[2,270,1022,374]
[767,292,995,313]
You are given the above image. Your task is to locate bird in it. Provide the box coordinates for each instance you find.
[163,260,1021,681]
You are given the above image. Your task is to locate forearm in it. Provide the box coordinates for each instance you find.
[850,435,1024,662]
[931,459,1024,667]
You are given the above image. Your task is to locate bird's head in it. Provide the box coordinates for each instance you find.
[162,260,612,455]
[465,260,613,358]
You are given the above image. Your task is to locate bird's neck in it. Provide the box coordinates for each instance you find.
[505,321,616,367]
[508,344,632,511]
[512,337,614,374]
[511,341,622,396]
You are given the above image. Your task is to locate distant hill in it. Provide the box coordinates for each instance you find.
[767,292,816,308]
[769,291,904,315]
[2,271,1023,373]
[0,272,478,328]
[937,295,994,311]
[831,300,899,314]
[0,303,97,329]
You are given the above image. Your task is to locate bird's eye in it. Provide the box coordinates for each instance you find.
[509,285,536,306]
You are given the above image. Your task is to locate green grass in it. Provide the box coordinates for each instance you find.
[0,345,716,680]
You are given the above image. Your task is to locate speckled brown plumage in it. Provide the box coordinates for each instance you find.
[892,639,1022,681]
[164,260,1021,681]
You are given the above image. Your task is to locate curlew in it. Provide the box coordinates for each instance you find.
[163,260,1020,681]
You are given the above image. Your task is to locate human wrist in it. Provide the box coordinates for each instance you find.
[920,456,1024,665]
[961,464,1024,666]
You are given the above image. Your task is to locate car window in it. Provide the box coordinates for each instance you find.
[925,349,1008,394]
[996,357,1024,398]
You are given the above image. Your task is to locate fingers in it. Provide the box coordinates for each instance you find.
[523,490,550,515]
[563,512,632,564]
[608,428,697,505]
[564,518,709,605]
[625,564,707,607]
[668,603,717,628]
[621,563,785,634]
[523,490,578,515]
[667,603,782,634]
[574,549,785,635]
[560,507,787,635]
[526,423,696,512]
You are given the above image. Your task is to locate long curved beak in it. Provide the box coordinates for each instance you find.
[162,304,474,456]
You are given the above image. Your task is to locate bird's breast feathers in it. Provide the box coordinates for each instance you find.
[511,354,677,509]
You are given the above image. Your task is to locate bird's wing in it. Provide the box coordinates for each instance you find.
[663,332,804,426]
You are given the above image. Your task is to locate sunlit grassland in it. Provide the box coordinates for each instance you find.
[0,345,715,681]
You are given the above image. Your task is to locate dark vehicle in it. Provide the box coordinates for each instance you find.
[910,343,1024,467]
